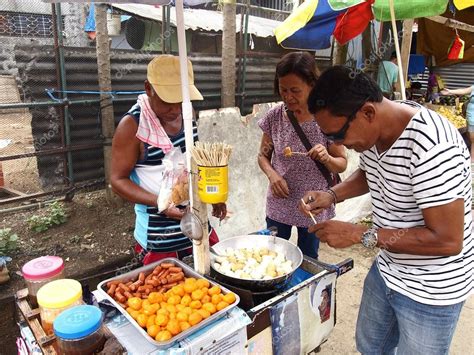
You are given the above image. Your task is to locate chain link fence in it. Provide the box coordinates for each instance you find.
[0,0,292,208]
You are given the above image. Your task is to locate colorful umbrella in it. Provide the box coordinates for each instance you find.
[275,0,450,50]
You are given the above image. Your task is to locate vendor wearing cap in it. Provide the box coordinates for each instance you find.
[111,55,226,264]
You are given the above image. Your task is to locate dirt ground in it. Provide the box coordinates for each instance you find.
[0,190,136,299]
[317,243,474,354]
[0,190,472,354]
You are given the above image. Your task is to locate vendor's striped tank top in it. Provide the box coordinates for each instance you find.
[127,104,196,252]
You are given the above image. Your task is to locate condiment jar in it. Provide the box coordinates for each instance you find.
[22,256,65,308]
[54,305,105,355]
[37,279,83,335]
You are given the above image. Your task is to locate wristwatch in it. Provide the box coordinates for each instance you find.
[361,227,378,249]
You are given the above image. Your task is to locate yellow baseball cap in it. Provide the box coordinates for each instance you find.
[147,55,203,103]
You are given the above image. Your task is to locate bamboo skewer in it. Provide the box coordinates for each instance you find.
[191,142,233,166]
[301,198,317,224]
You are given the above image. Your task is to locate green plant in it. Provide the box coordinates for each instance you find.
[0,228,18,255]
[27,201,68,233]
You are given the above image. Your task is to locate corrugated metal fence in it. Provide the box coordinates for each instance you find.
[0,44,279,203]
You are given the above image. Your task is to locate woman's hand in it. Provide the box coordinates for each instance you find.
[269,172,289,198]
[163,206,186,220]
[308,144,330,163]
[212,203,227,221]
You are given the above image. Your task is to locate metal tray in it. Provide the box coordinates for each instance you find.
[97,257,240,348]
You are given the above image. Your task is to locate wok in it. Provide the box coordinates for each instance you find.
[210,235,303,291]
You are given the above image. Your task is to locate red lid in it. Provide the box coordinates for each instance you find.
[22,256,64,281]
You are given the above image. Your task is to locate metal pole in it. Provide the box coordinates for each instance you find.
[54,3,74,185]
[166,5,171,53]
[240,2,250,112]
[236,5,245,111]
[51,4,69,183]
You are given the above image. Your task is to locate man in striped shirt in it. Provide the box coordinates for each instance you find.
[301,66,472,354]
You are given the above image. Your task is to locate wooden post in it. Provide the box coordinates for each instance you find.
[191,159,210,275]
[401,19,414,85]
[95,4,122,206]
[334,43,348,65]
[389,0,406,100]
[221,0,236,108]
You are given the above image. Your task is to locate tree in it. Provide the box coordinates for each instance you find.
[221,0,236,108]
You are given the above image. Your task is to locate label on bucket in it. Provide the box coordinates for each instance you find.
[206,186,218,193]
[197,166,228,204]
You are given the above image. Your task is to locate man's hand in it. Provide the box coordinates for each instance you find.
[309,220,367,248]
[308,144,330,163]
[163,206,185,221]
[440,88,452,96]
[299,191,334,216]
[269,172,289,198]
[212,203,227,221]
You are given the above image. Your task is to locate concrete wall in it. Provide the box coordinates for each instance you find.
[197,103,372,240]
[197,104,278,239]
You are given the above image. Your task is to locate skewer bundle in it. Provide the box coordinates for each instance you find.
[191,142,233,166]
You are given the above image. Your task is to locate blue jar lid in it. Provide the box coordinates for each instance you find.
[53,305,103,340]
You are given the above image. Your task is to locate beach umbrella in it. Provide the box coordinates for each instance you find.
[275,0,450,100]
[275,0,450,50]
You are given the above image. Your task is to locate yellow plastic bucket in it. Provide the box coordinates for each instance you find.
[197,165,228,204]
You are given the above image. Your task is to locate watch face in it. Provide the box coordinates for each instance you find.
[362,229,377,249]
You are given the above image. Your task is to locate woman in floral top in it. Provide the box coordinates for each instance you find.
[258,52,347,258]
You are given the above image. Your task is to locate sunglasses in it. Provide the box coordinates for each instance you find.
[322,98,369,142]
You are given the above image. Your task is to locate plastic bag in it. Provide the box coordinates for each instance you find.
[157,147,189,212]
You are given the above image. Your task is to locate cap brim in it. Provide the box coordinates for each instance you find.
[152,84,203,104]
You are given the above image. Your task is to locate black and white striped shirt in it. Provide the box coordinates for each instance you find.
[360,101,473,305]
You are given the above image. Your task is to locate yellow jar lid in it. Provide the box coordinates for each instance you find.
[37,279,82,309]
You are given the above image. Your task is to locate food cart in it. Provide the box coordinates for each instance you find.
[93,249,353,354]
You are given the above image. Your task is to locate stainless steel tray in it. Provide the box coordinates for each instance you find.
[97,257,240,348]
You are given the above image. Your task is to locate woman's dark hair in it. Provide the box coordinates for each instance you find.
[274,52,320,95]
[308,66,383,117]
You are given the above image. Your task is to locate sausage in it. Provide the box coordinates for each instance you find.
[152,266,162,275]
[168,267,182,274]
[125,281,133,287]
[118,283,130,292]
[107,284,117,296]
[139,272,146,282]
[146,279,160,287]
[115,292,126,303]
[163,282,178,290]
[160,262,175,269]
[124,291,133,299]
[168,272,184,284]
[160,269,170,280]
[106,280,120,288]
[133,292,142,298]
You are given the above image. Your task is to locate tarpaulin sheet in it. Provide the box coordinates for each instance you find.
[417,8,474,66]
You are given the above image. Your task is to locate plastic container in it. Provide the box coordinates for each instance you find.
[22,256,65,308]
[37,279,83,335]
[197,165,228,203]
[54,305,105,355]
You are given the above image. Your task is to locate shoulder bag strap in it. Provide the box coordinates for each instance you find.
[286,108,334,187]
